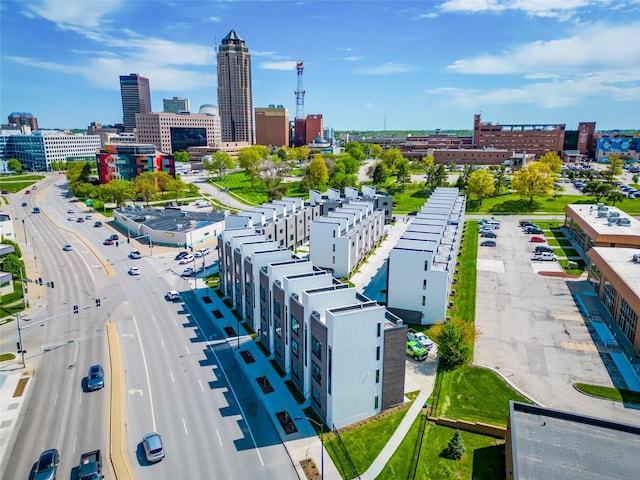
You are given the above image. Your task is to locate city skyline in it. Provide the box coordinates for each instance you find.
[1,0,639,131]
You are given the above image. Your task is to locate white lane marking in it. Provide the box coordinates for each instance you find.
[161,338,165,349]
[73,436,77,453]
[133,316,157,432]
[216,430,223,447]
[170,370,175,383]
[152,315,157,323]
[174,319,178,327]
[198,379,204,391]
[185,345,190,355]
[53,393,58,406]
[183,418,188,435]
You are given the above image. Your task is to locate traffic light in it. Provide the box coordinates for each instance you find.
[95,299,101,307]
[73,305,79,314]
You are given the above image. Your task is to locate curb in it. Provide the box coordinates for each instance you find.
[106,322,136,480]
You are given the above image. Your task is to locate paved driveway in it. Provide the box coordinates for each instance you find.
[474,216,640,424]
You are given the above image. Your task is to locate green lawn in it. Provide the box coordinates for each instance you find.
[210,172,310,206]
[575,383,640,404]
[380,418,506,480]
[324,402,413,477]
[445,222,477,326]
[433,365,532,427]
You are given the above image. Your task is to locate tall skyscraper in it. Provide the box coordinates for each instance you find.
[119,73,151,133]
[217,30,254,144]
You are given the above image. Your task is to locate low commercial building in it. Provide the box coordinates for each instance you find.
[506,401,640,480]
[564,203,640,251]
[386,187,466,325]
[187,142,250,167]
[135,112,222,153]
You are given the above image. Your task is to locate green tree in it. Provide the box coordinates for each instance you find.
[607,189,625,206]
[395,158,411,190]
[66,162,92,192]
[173,151,189,163]
[442,431,466,460]
[381,147,404,173]
[606,154,624,181]
[430,164,447,188]
[538,152,562,174]
[154,171,174,198]
[101,179,132,207]
[238,146,268,184]
[7,158,22,173]
[165,177,188,200]
[344,142,366,162]
[510,162,555,205]
[466,169,495,203]
[276,148,287,160]
[267,184,288,201]
[306,155,329,189]
[132,172,157,204]
[335,154,359,175]
[205,151,235,180]
[369,144,383,158]
[492,165,508,194]
[369,162,389,186]
[582,181,612,202]
[455,164,477,189]
[632,174,639,184]
[72,182,97,200]
[431,319,473,369]
[0,253,25,279]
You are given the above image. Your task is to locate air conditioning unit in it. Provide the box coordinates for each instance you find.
[617,218,631,226]
[632,254,640,264]
[608,211,620,218]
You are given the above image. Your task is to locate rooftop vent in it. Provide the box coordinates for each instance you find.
[597,210,609,218]
[175,224,183,230]
[597,203,606,210]
[608,211,620,218]
[617,218,631,226]
[632,254,640,264]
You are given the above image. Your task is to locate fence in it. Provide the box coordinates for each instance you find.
[331,424,360,479]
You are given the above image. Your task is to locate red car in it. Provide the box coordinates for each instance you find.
[530,236,546,243]
[25,190,31,194]
[76,217,85,223]
[103,239,114,245]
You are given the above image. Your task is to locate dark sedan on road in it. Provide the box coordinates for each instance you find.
[34,448,59,480]
[175,251,190,260]
[103,239,114,245]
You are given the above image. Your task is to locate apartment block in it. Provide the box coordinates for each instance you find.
[387,187,466,325]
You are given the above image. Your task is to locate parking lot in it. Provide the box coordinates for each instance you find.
[474,216,640,424]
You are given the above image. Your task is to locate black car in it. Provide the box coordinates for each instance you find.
[175,251,190,260]
[480,231,497,238]
[524,226,543,234]
[108,234,119,241]
[519,221,538,228]
[35,448,59,480]
[94,221,102,227]
[407,211,419,216]
[480,240,497,247]
[534,245,554,254]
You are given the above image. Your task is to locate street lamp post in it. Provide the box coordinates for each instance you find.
[295,416,324,479]
[22,219,27,245]
[15,313,26,368]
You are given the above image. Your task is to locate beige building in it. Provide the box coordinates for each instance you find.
[134,112,221,153]
[187,142,250,168]
[255,106,289,148]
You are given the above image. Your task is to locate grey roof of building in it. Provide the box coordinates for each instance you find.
[117,207,225,234]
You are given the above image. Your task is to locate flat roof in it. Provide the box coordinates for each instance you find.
[589,247,640,299]
[510,402,640,479]
[117,207,225,234]
[566,204,640,238]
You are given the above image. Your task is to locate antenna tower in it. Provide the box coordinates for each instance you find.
[295,61,305,119]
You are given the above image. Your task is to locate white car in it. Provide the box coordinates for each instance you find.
[181,267,195,277]
[407,329,435,351]
[67,216,75,221]
[532,252,558,262]
[165,290,180,301]
[128,266,141,275]
[63,243,73,251]
[194,247,210,257]
[179,254,194,264]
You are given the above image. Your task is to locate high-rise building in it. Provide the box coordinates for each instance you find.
[217,30,254,144]
[7,112,38,131]
[255,105,289,148]
[163,97,191,114]
[119,73,151,133]
[135,112,221,153]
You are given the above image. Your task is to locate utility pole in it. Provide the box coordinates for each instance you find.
[16,313,26,368]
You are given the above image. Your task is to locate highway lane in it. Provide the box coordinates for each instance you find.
[1,177,111,480]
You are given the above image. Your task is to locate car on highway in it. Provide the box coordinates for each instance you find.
[524,226,543,234]
[87,364,104,391]
[532,252,558,261]
[67,209,74,214]
[165,290,180,301]
[34,448,59,480]
[94,221,102,227]
[534,245,554,254]
[529,236,546,243]
[480,230,497,238]
[68,216,75,221]
[85,215,92,220]
[21,202,27,207]
[194,247,210,257]
[76,217,85,223]
[142,432,165,463]
[179,254,195,264]
[103,239,114,245]
[63,244,73,251]
[480,240,497,247]
[108,234,119,241]
[128,266,141,275]
[181,267,195,277]
[33,207,41,214]
[175,251,190,260]
[129,250,142,259]
[25,190,31,194]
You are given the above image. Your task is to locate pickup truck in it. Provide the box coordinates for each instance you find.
[78,450,103,480]
[406,341,428,361]
[407,329,435,351]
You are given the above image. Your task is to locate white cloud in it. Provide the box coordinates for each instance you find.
[355,62,414,75]
[24,0,123,29]
[419,12,438,19]
[259,61,298,70]
[343,56,364,61]
[363,102,375,108]
[208,16,221,22]
[438,0,598,19]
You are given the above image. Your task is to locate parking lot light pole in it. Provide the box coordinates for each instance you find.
[295,416,324,479]
[15,313,26,368]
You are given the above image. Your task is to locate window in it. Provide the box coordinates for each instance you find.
[422,296,426,306]
[312,386,321,407]
[375,369,380,383]
[260,305,266,321]
[312,362,322,382]
[332,244,335,252]
[377,323,381,337]
[423,279,427,290]
[274,300,281,318]
[424,261,428,271]
[374,395,379,409]
[312,336,322,359]
[376,346,380,361]
[332,256,335,264]
[292,316,300,335]
[292,339,299,357]
[292,361,299,378]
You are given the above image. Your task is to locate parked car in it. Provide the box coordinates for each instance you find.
[128,267,141,276]
[34,448,59,480]
[534,245,554,254]
[142,432,165,463]
[103,239,114,245]
[480,231,497,238]
[407,211,419,216]
[63,243,73,251]
[406,341,428,361]
[524,226,543,234]
[532,252,558,261]
[87,364,104,391]
[179,254,195,264]
[175,251,190,260]
[519,221,538,228]
[129,250,142,259]
[480,240,497,247]
[194,247,210,257]
[407,329,435,351]
[181,267,195,277]
[165,290,180,301]
[529,236,546,243]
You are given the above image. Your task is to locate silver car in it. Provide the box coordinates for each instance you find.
[142,432,165,463]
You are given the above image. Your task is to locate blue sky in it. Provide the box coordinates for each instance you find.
[1,0,639,132]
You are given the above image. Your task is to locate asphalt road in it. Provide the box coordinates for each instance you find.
[3,174,296,480]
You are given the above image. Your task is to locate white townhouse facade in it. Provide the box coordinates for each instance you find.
[387,187,466,325]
